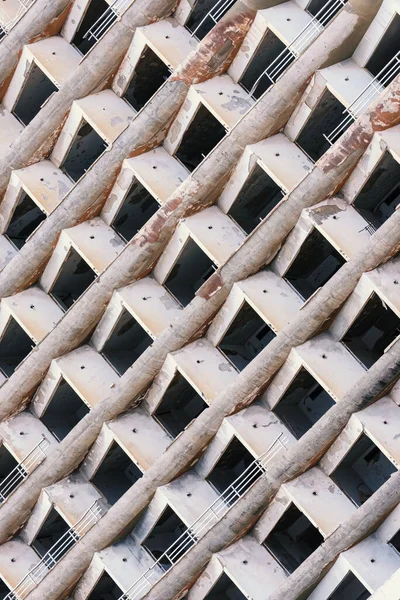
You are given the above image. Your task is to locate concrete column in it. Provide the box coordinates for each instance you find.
[0,0,381,295]
[0,0,71,91]
[24,334,400,600]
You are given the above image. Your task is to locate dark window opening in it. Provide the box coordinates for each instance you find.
[240,30,290,98]
[327,571,370,600]
[41,378,89,442]
[88,571,124,600]
[5,191,46,249]
[354,152,400,229]
[273,367,335,439]
[218,302,275,371]
[228,164,283,234]
[91,441,142,506]
[154,372,207,438]
[331,433,396,507]
[62,120,107,182]
[165,238,215,306]
[297,89,347,161]
[0,317,33,377]
[50,247,96,311]
[175,105,226,171]
[142,505,190,570]
[102,308,153,375]
[112,179,159,241]
[72,0,114,55]
[389,529,400,555]
[124,46,170,111]
[366,14,400,81]
[0,578,10,596]
[263,503,323,574]
[206,436,254,498]
[307,0,346,21]
[13,63,57,126]
[285,228,345,300]
[32,508,70,558]
[0,445,19,500]
[186,0,231,39]
[205,573,247,600]
[342,292,400,368]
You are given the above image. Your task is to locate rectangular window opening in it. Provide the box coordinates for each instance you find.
[342,292,400,368]
[142,505,190,570]
[164,238,216,307]
[91,441,142,506]
[366,14,400,80]
[331,433,396,507]
[5,191,46,249]
[327,571,370,600]
[240,30,289,98]
[72,0,114,55]
[186,0,231,39]
[112,179,159,241]
[0,445,19,499]
[228,164,283,234]
[262,503,323,574]
[32,508,70,559]
[0,317,33,377]
[206,436,255,498]
[101,308,153,375]
[62,119,107,182]
[87,571,124,600]
[154,372,207,438]
[218,302,275,371]
[175,104,226,171]
[296,89,347,161]
[124,46,170,112]
[41,378,89,441]
[273,367,335,439]
[13,63,57,126]
[50,247,96,311]
[205,573,247,599]
[284,228,345,300]
[354,151,400,229]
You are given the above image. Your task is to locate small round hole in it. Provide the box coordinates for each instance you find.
[312,491,317,496]
[52,52,56,55]
[90,235,95,239]
[322,354,327,359]
[242,560,248,565]
[253,424,257,429]
[286,18,291,21]
[30,305,35,309]
[152,166,157,169]
[275,153,280,157]
[165,35,169,39]
[263,289,267,293]
[333,216,338,220]
[208,226,213,229]
[345,77,349,81]
[218,92,223,96]
[69,494,75,498]
[11,558,16,563]
[40,178,44,182]
[132,428,137,433]
[187,492,192,497]
[384,420,388,425]
[80,365,85,370]
[371,559,375,563]
[394,280,399,285]
[122,558,128,562]
[19,432,24,436]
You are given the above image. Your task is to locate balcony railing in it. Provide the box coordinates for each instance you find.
[190,0,236,38]
[249,0,346,98]
[119,433,288,600]
[83,0,133,44]
[0,438,49,504]
[0,0,36,39]
[324,51,400,145]
[5,501,103,600]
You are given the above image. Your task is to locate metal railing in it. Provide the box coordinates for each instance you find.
[5,501,103,600]
[120,433,288,600]
[190,0,236,38]
[249,0,346,97]
[83,0,132,44]
[0,0,36,38]
[0,438,49,504]
[324,51,400,145]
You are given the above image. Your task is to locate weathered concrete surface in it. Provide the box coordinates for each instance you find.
[0,0,269,295]
[0,0,72,91]
[24,329,400,600]
[0,0,383,295]
[1,156,400,548]
[0,0,179,197]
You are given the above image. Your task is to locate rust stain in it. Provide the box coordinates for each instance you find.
[197,272,223,300]
[171,6,255,85]
[30,1,73,44]
[28,110,70,166]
